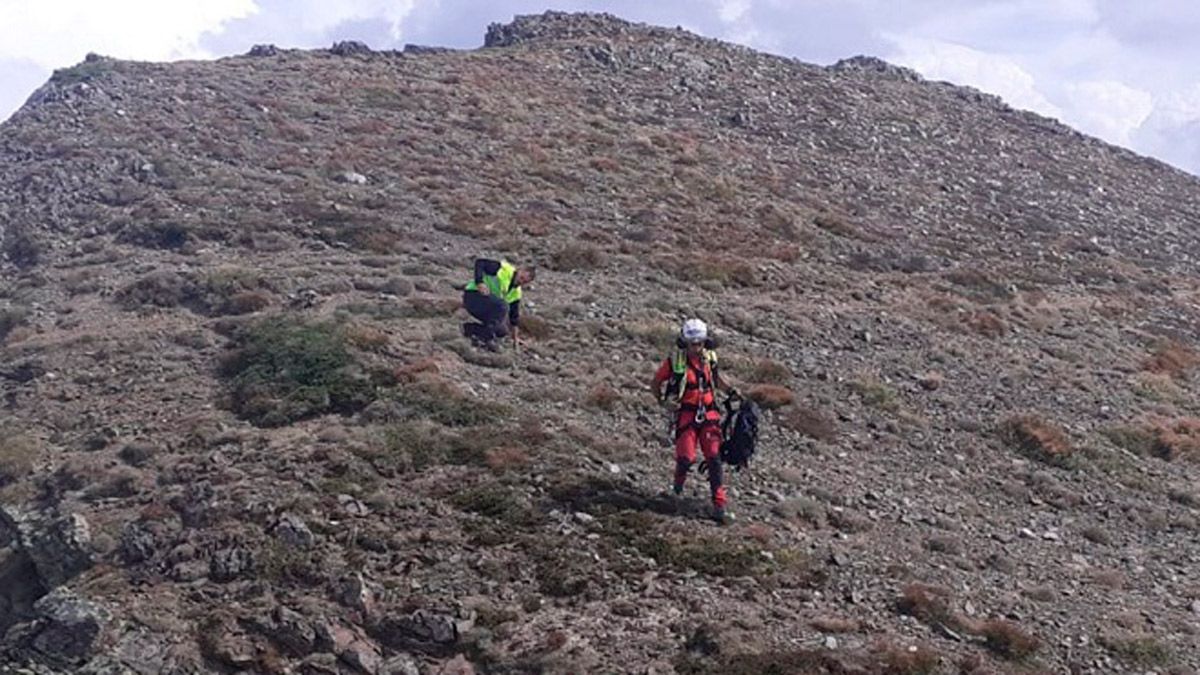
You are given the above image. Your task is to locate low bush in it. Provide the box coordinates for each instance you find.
[220,317,386,427]
[1099,633,1171,667]
[550,244,605,271]
[0,431,37,485]
[749,359,792,385]
[0,306,29,342]
[2,225,43,269]
[978,619,1040,660]
[1143,340,1198,379]
[584,383,621,410]
[779,405,837,441]
[851,377,899,412]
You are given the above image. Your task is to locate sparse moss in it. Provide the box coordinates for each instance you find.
[1100,634,1172,666]
[451,483,541,528]
[851,377,899,412]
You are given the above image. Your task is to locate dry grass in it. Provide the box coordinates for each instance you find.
[550,244,605,271]
[966,310,1007,337]
[1099,632,1172,667]
[343,322,392,353]
[851,377,899,412]
[484,446,531,473]
[895,583,956,627]
[779,405,837,441]
[1106,417,1200,461]
[1143,339,1199,379]
[1149,417,1200,461]
[748,359,792,385]
[810,616,859,633]
[518,314,552,340]
[0,431,37,485]
[224,290,272,315]
[999,415,1075,467]
[584,383,622,411]
[0,306,29,342]
[977,619,1040,660]
[897,585,1037,661]
[746,384,794,410]
[871,642,940,674]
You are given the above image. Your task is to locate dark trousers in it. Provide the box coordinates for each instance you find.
[462,291,509,342]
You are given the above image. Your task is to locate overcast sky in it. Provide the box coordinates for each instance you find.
[2,1,1200,175]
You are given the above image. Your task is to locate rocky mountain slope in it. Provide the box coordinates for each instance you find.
[3,10,1200,674]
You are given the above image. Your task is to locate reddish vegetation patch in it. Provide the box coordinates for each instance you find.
[746,384,794,410]
[977,619,1040,660]
[484,446,531,473]
[584,383,621,410]
[1149,417,1200,461]
[1143,340,1199,379]
[1000,415,1074,467]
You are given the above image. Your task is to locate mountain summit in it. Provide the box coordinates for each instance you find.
[2,11,1199,673]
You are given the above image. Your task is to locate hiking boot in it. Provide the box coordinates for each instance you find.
[713,508,735,526]
[671,483,684,496]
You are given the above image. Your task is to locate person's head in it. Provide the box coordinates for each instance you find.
[680,318,708,354]
[516,266,536,286]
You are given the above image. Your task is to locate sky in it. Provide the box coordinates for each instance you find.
[2,1,1200,176]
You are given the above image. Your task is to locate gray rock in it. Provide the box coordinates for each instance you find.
[253,605,317,656]
[370,609,462,650]
[339,639,383,674]
[331,41,372,56]
[30,588,110,663]
[118,521,158,564]
[274,512,315,548]
[208,546,253,582]
[381,655,421,675]
[247,44,278,57]
[0,506,94,589]
[337,171,368,185]
[336,574,380,616]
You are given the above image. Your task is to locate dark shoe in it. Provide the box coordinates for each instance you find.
[713,508,734,526]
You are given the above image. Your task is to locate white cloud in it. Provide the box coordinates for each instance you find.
[885,35,1064,119]
[284,0,423,41]
[715,0,752,24]
[0,0,258,68]
[1062,79,1153,146]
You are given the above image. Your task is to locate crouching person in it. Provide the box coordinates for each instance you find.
[461,257,535,352]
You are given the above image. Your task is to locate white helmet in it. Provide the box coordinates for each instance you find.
[681,318,708,342]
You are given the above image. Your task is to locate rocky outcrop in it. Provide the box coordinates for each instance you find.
[0,506,93,632]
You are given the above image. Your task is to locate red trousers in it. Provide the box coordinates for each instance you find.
[673,410,726,508]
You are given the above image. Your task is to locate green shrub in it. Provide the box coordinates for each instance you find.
[451,483,541,528]
[220,317,385,427]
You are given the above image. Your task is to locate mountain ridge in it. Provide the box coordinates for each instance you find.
[2,10,1200,674]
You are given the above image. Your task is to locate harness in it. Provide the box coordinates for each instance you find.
[668,348,718,426]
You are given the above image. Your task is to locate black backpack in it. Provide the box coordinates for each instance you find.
[719,394,760,471]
